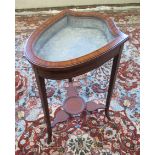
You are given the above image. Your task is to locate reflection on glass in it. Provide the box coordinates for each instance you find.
[34,16,115,62]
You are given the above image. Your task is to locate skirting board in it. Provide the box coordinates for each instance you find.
[15,0,140,9]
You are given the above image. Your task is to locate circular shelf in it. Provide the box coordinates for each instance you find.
[63,96,86,115]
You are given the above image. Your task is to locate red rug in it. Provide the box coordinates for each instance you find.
[16,6,140,155]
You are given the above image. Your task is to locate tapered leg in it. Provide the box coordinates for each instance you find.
[105,46,123,120]
[33,67,52,144]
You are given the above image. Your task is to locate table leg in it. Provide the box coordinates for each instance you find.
[33,68,52,144]
[69,78,72,82]
[105,46,123,120]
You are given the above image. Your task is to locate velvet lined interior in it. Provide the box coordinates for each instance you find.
[34,15,115,62]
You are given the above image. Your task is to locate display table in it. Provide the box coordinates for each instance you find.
[24,9,128,143]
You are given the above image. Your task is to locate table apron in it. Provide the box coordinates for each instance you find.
[33,45,122,80]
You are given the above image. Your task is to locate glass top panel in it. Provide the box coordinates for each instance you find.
[34,15,115,62]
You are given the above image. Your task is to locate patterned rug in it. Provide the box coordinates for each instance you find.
[15,6,140,155]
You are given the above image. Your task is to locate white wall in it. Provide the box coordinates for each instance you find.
[16,0,140,9]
